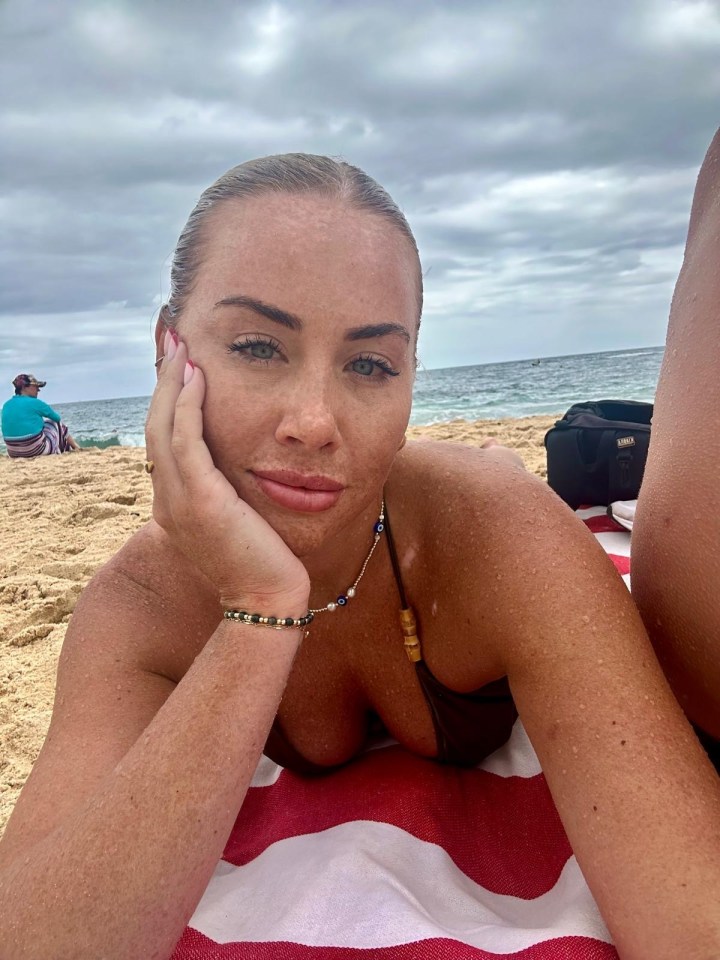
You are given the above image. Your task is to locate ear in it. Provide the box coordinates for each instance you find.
[153,306,170,375]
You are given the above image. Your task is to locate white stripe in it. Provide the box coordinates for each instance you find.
[576,506,607,520]
[190,822,611,950]
[593,530,631,557]
[250,754,283,788]
[480,719,542,778]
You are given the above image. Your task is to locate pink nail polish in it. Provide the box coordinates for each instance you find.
[183,360,195,385]
[165,328,178,362]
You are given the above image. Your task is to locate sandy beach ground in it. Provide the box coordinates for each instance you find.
[0,414,555,832]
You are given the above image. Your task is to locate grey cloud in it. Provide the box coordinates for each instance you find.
[2,0,719,399]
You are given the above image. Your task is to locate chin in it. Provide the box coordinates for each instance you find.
[263,504,344,558]
[221,465,341,554]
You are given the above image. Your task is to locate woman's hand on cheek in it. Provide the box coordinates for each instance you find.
[145,330,311,614]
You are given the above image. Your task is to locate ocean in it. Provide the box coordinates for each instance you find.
[2,346,664,451]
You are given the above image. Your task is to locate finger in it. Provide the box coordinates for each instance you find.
[145,335,188,495]
[146,334,186,447]
[170,362,221,486]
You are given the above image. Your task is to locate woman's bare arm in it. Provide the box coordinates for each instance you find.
[632,127,720,734]
[448,456,720,960]
[0,568,305,960]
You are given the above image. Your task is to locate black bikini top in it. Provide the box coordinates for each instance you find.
[263,502,517,774]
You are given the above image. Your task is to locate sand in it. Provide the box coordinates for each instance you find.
[0,414,555,832]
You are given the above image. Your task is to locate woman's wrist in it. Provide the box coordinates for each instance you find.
[220,590,311,623]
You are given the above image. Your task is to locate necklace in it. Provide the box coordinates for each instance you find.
[309,499,385,614]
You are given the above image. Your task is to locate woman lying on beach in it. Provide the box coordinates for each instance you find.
[0,151,719,960]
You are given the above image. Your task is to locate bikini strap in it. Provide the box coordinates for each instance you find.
[383,497,422,663]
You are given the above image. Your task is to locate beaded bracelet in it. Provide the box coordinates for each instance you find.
[223,609,314,629]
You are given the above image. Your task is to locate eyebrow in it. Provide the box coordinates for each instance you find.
[213,295,411,344]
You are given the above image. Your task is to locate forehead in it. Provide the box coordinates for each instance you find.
[194,193,420,325]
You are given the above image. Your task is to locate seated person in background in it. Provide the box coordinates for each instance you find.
[0,153,718,960]
[633,127,720,766]
[1,373,81,457]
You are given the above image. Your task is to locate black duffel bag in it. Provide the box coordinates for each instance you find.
[544,399,653,509]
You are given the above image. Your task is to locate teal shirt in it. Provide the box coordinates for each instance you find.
[1,395,62,440]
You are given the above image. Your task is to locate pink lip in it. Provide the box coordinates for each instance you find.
[250,470,345,513]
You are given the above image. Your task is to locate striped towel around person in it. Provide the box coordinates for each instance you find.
[170,507,630,959]
[4,420,72,458]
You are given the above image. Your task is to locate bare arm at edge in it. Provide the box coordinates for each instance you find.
[0,567,305,960]
[632,127,720,732]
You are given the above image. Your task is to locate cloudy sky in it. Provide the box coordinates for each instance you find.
[2,0,719,403]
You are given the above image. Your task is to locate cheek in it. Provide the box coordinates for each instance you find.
[347,392,411,475]
[200,376,272,466]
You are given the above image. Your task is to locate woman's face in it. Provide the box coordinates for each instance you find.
[176,192,419,557]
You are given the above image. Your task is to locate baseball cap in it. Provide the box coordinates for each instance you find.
[12,374,47,390]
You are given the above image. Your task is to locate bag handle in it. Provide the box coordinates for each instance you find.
[574,425,617,470]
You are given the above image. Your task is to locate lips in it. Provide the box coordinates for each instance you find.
[250,469,345,513]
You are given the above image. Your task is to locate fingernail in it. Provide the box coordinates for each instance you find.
[183,360,195,385]
[164,328,179,361]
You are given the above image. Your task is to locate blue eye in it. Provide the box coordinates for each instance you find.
[350,355,400,379]
[352,358,376,377]
[229,336,282,363]
[248,342,275,360]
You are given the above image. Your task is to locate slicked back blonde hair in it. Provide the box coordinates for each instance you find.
[163,153,423,325]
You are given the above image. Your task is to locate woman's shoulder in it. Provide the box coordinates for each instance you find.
[74,521,221,681]
[389,439,581,573]
[102,520,205,595]
[391,439,547,524]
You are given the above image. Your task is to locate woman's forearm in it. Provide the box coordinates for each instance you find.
[0,618,302,960]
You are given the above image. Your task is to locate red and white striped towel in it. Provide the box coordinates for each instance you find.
[172,508,630,959]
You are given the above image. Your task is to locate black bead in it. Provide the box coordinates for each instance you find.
[268,617,277,625]
[251,614,260,623]
[284,617,295,626]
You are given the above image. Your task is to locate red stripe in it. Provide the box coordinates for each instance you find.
[222,746,571,899]
[173,929,618,959]
[607,554,630,576]
[582,515,625,535]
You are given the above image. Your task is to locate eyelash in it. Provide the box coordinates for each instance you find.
[228,336,400,380]
[228,335,283,365]
[352,353,400,380]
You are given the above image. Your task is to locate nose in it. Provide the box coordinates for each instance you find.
[274,377,341,451]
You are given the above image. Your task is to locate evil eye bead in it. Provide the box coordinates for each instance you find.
[374,521,384,534]
[337,595,348,606]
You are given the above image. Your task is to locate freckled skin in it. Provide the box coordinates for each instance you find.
[1,190,719,960]
[633,127,720,738]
